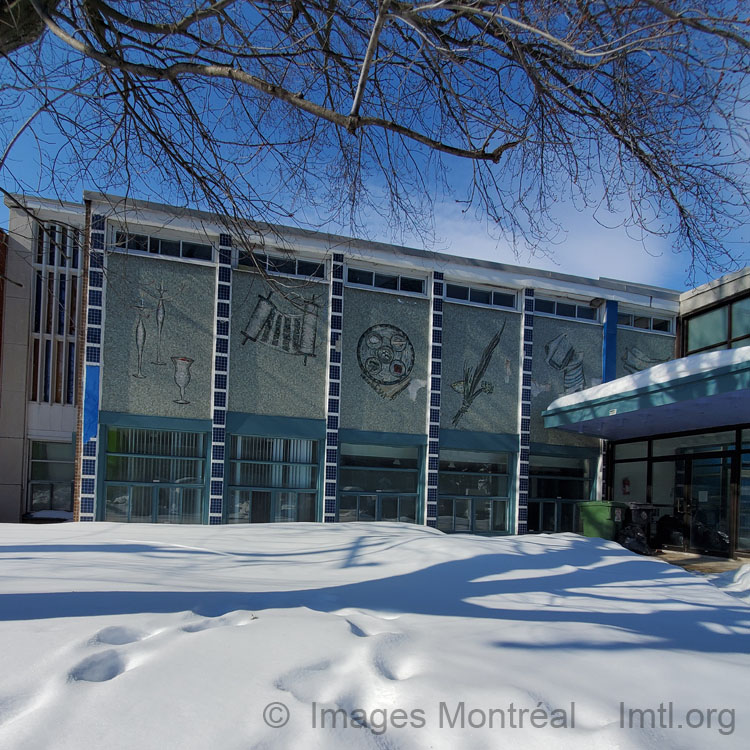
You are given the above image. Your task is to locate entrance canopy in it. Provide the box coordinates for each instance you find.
[543,348,750,440]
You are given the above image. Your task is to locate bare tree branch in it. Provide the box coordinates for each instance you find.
[0,1,747,280]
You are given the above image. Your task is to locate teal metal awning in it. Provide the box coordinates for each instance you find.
[543,348,750,441]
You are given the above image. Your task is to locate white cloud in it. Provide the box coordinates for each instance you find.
[420,201,693,291]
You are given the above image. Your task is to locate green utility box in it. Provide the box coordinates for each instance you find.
[578,501,628,540]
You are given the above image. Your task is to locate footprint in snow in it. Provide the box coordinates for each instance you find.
[90,625,149,646]
[69,650,126,683]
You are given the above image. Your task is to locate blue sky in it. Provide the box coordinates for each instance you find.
[1,123,744,294]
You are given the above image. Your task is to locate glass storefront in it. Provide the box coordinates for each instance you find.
[611,426,748,556]
[338,443,420,523]
[226,435,319,523]
[528,454,595,533]
[104,427,206,523]
[437,450,510,534]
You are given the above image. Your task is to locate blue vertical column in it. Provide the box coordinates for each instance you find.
[602,300,618,383]
[515,288,535,534]
[323,253,345,523]
[424,272,445,527]
[78,213,106,522]
[208,234,232,525]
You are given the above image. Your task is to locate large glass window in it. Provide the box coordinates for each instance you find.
[104,427,206,523]
[226,436,318,523]
[28,441,75,512]
[733,297,750,341]
[31,222,81,404]
[612,427,746,555]
[739,453,750,552]
[612,461,647,503]
[684,293,750,354]
[686,306,728,353]
[528,454,594,533]
[652,431,735,457]
[437,450,510,533]
[338,444,420,523]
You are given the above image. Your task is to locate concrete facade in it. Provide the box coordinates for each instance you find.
[2,192,692,533]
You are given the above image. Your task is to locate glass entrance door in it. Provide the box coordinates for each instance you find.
[739,453,750,553]
[652,456,732,555]
[688,457,732,555]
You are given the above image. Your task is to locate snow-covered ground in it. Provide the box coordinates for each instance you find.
[1,523,748,749]
[708,564,750,606]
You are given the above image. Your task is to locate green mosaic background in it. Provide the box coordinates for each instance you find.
[340,287,430,434]
[440,302,521,433]
[530,315,603,447]
[229,270,328,419]
[101,253,215,419]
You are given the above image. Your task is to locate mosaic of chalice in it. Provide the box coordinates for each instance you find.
[171,356,194,404]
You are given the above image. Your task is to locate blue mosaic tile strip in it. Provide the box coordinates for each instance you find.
[424,273,444,527]
[207,235,232,522]
[324,255,345,522]
[76,220,106,521]
[516,288,534,534]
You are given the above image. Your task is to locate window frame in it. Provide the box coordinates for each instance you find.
[101,426,208,523]
[110,228,216,264]
[240,251,327,280]
[437,449,511,534]
[226,435,321,523]
[444,282,518,311]
[437,496,509,534]
[344,264,427,297]
[683,291,750,356]
[27,440,75,513]
[617,309,675,335]
[533,296,600,324]
[338,493,419,523]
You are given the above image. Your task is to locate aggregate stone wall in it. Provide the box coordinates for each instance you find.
[615,328,675,379]
[530,315,603,447]
[340,287,430,435]
[229,270,328,419]
[101,253,215,419]
[440,302,521,434]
